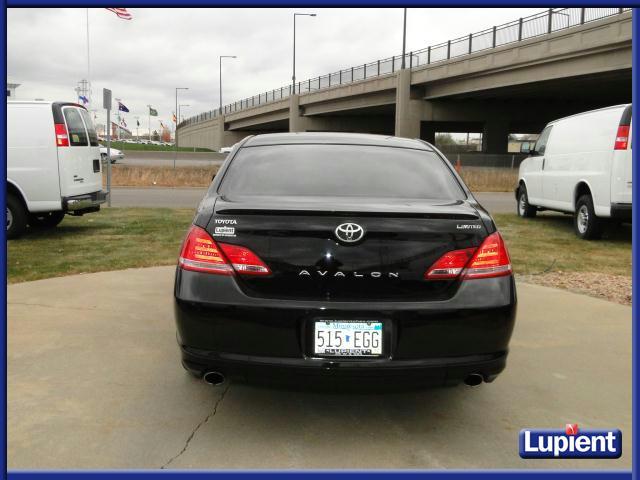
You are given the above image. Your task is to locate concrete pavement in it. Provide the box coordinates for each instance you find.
[110,188,516,214]
[8,267,631,469]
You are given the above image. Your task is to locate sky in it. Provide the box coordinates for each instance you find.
[7,7,542,136]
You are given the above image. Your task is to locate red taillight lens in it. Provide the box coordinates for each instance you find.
[178,225,270,276]
[55,123,69,147]
[614,125,630,150]
[424,248,476,280]
[463,232,512,279]
[425,232,512,281]
[178,226,233,274]
[218,242,271,276]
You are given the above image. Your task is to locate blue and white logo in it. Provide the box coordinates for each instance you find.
[520,425,622,459]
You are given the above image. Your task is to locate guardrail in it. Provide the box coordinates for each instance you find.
[178,7,630,129]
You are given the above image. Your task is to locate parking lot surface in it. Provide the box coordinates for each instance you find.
[8,267,631,470]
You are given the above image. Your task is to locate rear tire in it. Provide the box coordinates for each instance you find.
[28,211,65,229]
[6,194,28,239]
[517,185,537,218]
[574,194,604,240]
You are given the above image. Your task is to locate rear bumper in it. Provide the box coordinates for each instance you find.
[611,203,632,221]
[174,269,517,388]
[63,190,107,213]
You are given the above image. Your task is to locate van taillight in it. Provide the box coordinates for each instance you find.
[55,123,69,147]
[425,232,512,280]
[178,225,270,276]
[614,125,630,150]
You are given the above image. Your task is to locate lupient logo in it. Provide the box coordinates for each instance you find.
[519,424,622,459]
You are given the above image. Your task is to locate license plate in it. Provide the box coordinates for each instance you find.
[313,320,383,357]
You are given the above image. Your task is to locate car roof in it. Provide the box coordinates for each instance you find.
[242,132,433,150]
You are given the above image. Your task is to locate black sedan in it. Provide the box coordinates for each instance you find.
[174,132,516,389]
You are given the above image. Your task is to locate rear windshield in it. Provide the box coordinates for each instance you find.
[79,108,99,146]
[63,108,88,146]
[219,144,465,200]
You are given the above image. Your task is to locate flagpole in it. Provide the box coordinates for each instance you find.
[86,9,91,106]
[147,105,151,143]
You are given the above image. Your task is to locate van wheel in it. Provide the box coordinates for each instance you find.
[6,194,28,239]
[575,194,603,240]
[28,211,65,229]
[517,186,537,218]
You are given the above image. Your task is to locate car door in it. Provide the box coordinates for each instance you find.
[523,125,552,205]
[58,106,102,198]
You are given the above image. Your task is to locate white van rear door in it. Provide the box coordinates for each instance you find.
[610,106,632,205]
[58,106,102,198]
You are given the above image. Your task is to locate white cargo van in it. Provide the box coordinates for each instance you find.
[7,101,107,239]
[516,104,632,239]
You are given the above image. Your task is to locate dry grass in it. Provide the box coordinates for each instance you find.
[107,165,518,191]
[106,165,219,187]
[458,167,518,192]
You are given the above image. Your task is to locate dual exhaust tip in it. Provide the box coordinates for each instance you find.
[203,371,226,386]
[203,371,484,387]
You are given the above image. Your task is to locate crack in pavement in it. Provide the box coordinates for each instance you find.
[160,382,231,470]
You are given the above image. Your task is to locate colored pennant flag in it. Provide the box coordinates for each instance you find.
[149,107,158,116]
[172,113,177,123]
[78,95,89,105]
[136,119,140,127]
[118,101,129,113]
[120,118,127,128]
[106,8,132,20]
[159,121,164,127]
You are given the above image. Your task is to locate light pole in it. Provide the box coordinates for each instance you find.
[219,55,237,115]
[401,8,407,69]
[292,13,316,94]
[174,87,188,168]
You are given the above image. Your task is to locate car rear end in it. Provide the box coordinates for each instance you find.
[53,102,106,214]
[174,135,517,389]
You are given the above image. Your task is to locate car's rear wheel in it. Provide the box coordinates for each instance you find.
[28,211,65,229]
[574,194,604,240]
[517,185,537,218]
[7,194,28,239]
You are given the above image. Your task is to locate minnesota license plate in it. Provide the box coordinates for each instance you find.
[313,320,383,357]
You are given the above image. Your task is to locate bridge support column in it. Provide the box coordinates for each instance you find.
[289,94,308,132]
[394,69,422,139]
[214,115,225,151]
[482,119,510,154]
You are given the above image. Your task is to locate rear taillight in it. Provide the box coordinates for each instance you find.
[218,243,271,276]
[462,232,512,279]
[424,248,476,280]
[55,123,69,147]
[425,232,512,281]
[614,125,630,150]
[178,225,270,276]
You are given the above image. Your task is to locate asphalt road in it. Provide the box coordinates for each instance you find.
[117,153,225,168]
[110,188,516,214]
[7,267,631,469]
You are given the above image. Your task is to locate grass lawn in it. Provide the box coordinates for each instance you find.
[108,141,214,153]
[494,213,631,277]
[7,208,194,283]
[7,209,631,284]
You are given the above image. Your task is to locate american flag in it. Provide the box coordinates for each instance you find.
[105,8,132,20]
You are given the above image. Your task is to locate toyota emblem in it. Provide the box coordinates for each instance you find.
[335,223,365,243]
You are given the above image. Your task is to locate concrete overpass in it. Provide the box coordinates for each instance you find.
[178,8,632,154]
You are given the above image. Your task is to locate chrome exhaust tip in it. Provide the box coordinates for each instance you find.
[464,373,484,387]
[203,371,226,386]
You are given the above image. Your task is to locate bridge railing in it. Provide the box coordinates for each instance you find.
[178,7,630,130]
